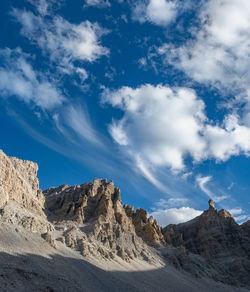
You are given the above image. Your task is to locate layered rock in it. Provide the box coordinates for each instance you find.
[0,150,52,233]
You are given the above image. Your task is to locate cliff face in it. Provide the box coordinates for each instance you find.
[0,150,52,233]
[43,178,163,262]
[1,149,250,289]
[163,202,250,286]
[163,203,250,258]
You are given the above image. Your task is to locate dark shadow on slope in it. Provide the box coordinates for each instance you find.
[0,252,247,292]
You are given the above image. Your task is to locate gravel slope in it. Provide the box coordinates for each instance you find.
[0,223,248,292]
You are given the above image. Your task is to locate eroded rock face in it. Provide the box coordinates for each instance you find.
[1,149,250,288]
[124,206,164,246]
[0,150,52,233]
[44,179,160,262]
[163,201,249,258]
[162,200,250,286]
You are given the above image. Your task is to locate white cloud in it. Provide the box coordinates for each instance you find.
[0,48,64,110]
[102,84,206,171]
[161,0,250,92]
[157,1,250,161]
[204,115,250,161]
[229,208,244,216]
[154,197,188,209]
[234,215,249,222]
[12,8,108,76]
[84,0,110,8]
[196,175,229,203]
[132,0,178,27]
[102,84,250,187]
[150,207,202,226]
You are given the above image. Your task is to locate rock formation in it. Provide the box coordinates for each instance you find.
[44,178,162,262]
[0,149,250,290]
[124,205,164,246]
[163,200,250,286]
[0,150,52,233]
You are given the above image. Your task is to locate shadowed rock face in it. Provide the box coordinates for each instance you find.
[162,200,250,286]
[241,220,250,237]
[163,200,250,258]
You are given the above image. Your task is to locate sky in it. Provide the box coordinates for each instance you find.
[1,0,250,226]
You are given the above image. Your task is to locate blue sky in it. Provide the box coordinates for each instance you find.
[1,0,250,226]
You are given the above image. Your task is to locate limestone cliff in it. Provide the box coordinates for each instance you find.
[44,178,162,262]
[1,149,250,289]
[0,150,52,233]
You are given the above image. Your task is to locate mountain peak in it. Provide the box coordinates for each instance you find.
[208,199,215,210]
[1,149,250,289]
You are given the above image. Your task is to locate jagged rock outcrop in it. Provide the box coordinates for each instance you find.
[1,149,250,289]
[124,206,164,246]
[0,150,52,233]
[162,200,250,286]
[44,179,161,262]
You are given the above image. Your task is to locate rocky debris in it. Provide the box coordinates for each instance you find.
[1,149,250,288]
[162,200,250,286]
[0,150,52,233]
[42,232,57,248]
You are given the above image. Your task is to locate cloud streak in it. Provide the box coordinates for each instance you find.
[196,175,229,203]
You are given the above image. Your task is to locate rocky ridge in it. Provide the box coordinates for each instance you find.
[44,179,162,262]
[163,201,250,286]
[0,149,250,290]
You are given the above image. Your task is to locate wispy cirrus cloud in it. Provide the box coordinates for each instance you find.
[54,105,103,146]
[196,175,229,203]
[27,0,63,16]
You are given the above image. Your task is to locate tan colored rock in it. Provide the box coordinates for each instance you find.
[124,206,164,246]
[0,150,52,233]
[208,199,215,210]
[42,232,57,248]
[45,179,159,262]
